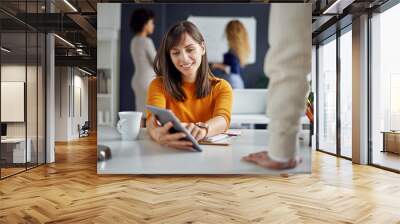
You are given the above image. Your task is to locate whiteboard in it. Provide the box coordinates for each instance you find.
[187,16,256,64]
[1,82,25,122]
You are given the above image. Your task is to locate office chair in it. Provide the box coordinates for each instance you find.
[79,121,90,138]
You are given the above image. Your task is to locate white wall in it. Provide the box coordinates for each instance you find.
[75,74,89,122]
[55,67,89,141]
[1,64,46,164]
[55,67,69,141]
[1,65,35,137]
[1,65,26,81]
[98,3,121,36]
[72,73,89,138]
[98,3,121,127]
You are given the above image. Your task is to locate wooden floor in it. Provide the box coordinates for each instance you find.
[1,167,26,177]
[373,150,400,171]
[1,163,45,178]
[1,134,400,223]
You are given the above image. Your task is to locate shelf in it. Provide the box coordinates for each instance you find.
[97,94,112,98]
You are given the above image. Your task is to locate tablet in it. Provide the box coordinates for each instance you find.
[145,105,202,152]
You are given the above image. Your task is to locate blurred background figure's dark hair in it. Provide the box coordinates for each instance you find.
[130,8,154,34]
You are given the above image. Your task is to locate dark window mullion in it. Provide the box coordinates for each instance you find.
[25,0,28,171]
[336,27,341,157]
[44,2,47,164]
[36,0,39,167]
[316,44,320,151]
[367,10,374,166]
[0,27,2,179]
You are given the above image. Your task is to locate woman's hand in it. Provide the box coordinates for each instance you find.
[147,115,193,150]
[182,123,207,141]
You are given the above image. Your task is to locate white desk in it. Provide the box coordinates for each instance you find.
[230,89,310,129]
[1,138,31,163]
[231,115,310,127]
[97,128,311,175]
[231,114,270,125]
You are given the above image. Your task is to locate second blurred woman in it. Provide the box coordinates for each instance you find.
[212,20,250,89]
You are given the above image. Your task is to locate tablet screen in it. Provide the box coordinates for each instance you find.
[146,105,202,152]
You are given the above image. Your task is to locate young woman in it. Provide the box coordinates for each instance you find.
[146,21,233,150]
[130,8,157,115]
[212,20,250,89]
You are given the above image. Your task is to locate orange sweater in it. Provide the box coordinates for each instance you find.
[146,77,232,125]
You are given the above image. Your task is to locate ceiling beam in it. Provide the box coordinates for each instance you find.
[322,0,356,14]
[67,13,97,41]
[55,55,96,69]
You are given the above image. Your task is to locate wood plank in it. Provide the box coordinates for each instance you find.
[0,134,400,223]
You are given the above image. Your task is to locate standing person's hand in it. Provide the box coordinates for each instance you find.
[147,115,193,150]
[182,122,207,141]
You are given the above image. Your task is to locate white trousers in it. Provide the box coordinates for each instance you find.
[265,4,312,161]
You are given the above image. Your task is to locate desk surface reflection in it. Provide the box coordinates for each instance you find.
[97,128,311,175]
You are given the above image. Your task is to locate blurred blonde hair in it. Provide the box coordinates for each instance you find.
[225,20,250,66]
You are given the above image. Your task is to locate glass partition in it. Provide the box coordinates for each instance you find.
[371,3,400,171]
[339,28,352,158]
[0,1,46,179]
[27,30,38,169]
[317,36,337,155]
[38,32,45,165]
[1,31,28,178]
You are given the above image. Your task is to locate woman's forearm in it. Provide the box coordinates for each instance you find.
[205,116,228,137]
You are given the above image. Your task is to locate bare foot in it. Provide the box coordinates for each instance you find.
[242,151,302,170]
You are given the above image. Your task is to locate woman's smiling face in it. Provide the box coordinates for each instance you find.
[169,33,205,83]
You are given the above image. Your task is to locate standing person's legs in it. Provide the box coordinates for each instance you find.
[136,95,146,127]
[135,93,146,114]
[131,78,147,127]
[242,3,311,169]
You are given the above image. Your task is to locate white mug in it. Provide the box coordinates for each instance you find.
[117,111,142,140]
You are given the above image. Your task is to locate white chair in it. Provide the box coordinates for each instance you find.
[231,89,269,128]
[231,89,310,130]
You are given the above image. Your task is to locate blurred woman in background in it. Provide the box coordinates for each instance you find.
[130,8,157,116]
[212,20,250,89]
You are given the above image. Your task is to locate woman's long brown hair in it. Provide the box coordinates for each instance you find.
[153,21,217,102]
